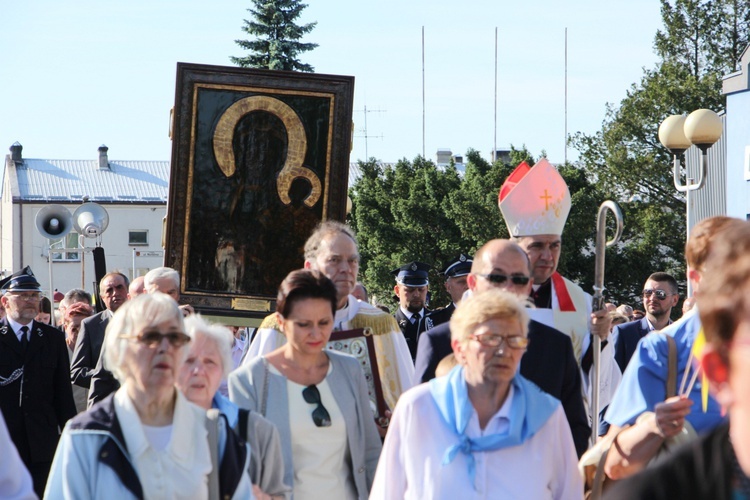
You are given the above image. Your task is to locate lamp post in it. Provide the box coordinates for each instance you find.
[658,109,722,295]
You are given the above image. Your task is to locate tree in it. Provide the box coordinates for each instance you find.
[231,0,318,72]
[572,0,750,311]
[349,150,606,310]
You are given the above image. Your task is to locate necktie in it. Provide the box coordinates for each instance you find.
[20,326,29,354]
[412,313,421,324]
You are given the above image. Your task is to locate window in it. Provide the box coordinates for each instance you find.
[50,233,80,261]
[129,230,148,246]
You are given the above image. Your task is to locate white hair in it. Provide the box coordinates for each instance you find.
[103,292,186,382]
[183,314,235,378]
[144,266,180,290]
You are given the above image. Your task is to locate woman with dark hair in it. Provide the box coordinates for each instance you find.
[229,269,381,499]
[36,296,52,324]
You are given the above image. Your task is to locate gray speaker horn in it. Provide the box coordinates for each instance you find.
[73,202,109,238]
[35,205,73,239]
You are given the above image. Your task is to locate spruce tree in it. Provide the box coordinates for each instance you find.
[231,0,318,72]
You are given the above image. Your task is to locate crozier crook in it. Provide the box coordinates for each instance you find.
[212,95,322,207]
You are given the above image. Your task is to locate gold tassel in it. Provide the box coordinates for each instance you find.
[350,311,400,336]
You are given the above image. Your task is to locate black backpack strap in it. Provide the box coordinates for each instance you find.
[238,408,250,442]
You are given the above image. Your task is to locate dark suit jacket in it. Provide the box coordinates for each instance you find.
[70,309,112,388]
[427,303,455,329]
[0,319,76,464]
[394,308,431,360]
[414,319,590,457]
[87,340,120,407]
[613,318,651,374]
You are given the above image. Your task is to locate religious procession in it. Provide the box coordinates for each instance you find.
[2,137,749,500]
[4,1,750,489]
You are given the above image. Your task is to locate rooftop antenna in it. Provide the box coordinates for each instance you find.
[354,105,386,160]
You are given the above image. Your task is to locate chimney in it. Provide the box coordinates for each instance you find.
[98,145,110,170]
[10,142,23,165]
[436,148,453,165]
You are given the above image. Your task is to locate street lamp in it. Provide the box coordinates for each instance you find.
[658,109,723,191]
[658,108,722,295]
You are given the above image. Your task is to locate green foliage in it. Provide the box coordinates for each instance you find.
[351,0,750,317]
[231,0,318,72]
[655,0,750,76]
[349,152,605,310]
[571,0,750,314]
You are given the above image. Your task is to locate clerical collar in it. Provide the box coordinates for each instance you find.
[531,279,552,309]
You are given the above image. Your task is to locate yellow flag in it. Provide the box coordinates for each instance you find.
[691,328,709,412]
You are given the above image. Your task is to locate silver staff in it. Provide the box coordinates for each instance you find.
[591,200,623,446]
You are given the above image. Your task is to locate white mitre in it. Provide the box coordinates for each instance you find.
[497,159,571,237]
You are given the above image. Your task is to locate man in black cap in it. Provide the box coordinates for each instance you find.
[0,268,76,496]
[392,261,432,360]
[429,253,473,328]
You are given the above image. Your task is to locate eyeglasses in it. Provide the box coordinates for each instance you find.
[6,293,42,302]
[120,331,191,348]
[643,289,673,300]
[475,273,530,286]
[302,384,331,427]
[471,333,529,349]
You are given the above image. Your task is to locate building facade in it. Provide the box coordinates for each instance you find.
[2,143,168,298]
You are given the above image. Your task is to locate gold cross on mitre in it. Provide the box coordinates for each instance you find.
[540,189,552,210]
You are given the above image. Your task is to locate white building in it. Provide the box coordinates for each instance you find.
[723,44,750,219]
[1,143,168,297]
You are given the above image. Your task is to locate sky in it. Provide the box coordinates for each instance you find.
[1,0,662,166]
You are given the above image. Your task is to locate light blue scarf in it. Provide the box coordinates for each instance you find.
[212,393,239,429]
[429,366,558,487]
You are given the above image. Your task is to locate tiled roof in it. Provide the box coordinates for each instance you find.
[11,159,169,203]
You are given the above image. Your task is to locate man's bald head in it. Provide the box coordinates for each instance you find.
[468,240,533,297]
[472,240,531,274]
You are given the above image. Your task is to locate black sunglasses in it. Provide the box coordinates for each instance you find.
[476,273,530,286]
[120,331,191,348]
[642,289,672,300]
[302,384,332,427]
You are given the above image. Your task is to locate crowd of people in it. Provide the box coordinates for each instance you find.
[1,159,749,499]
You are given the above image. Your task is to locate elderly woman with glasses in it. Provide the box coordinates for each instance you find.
[177,314,289,500]
[44,293,252,499]
[371,289,582,499]
[229,269,382,499]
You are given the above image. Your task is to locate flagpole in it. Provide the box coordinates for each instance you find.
[494,27,498,163]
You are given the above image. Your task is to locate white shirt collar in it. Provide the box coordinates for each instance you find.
[399,307,424,321]
[642,316,673,332]
[7,318,33,340]
[468,384,514,436]
[114,385,206,467]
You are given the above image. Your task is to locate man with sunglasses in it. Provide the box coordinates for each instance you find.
[414,239,590,456]
[498,159,620,434]
[0,269,76,496]
[602,217,734,480]
[612,273,679,373]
